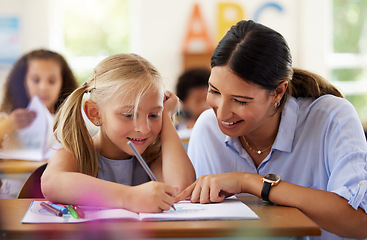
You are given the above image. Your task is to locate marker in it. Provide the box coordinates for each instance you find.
[127,141,176,210]
[67,205,79,219]
[71,205,85,218]
[40,202,63,217]
[47,202,68,214]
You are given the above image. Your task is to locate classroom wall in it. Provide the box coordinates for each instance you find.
[0,0,331,93]
[130,0,331,91]
[0,0,50,92]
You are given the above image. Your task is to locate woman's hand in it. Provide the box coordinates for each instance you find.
[163,91,179,116]
[9,109,37,131]
[175,173,246,203]
[126,181,178,213]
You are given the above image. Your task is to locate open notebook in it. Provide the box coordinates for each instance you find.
[22,197,259,223]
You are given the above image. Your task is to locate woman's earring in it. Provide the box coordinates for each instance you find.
[95,121,100,126]
[274,102,280,108]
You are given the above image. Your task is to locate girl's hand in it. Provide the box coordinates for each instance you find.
[175,173,245,204]
[9,109,37,131]
[126,181,178,213]
[163,91,179,116]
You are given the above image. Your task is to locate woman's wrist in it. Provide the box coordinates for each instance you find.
[240,172,263,197]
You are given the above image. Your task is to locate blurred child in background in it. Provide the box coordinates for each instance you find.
[175,68,210,142]
[0,49,78,198]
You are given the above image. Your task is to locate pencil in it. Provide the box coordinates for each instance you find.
[127,141,176,210]
[47,202,68,214]
[40,202,63,217]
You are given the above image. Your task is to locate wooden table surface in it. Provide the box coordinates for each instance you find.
[0,159,47,174]
[0,196,321,239]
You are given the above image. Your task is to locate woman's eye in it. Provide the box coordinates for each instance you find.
[234,99,248,105]
[208,89,220,94]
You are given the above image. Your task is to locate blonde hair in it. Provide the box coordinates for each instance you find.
[54,53,164,177]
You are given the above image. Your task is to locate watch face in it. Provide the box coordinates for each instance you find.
[265,174,280,181]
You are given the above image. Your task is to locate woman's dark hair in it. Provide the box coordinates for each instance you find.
[176,68,210,102]
[0,49,78,113]
[211,20,343,107]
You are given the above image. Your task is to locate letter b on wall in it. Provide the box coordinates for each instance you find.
[217,3,244,42]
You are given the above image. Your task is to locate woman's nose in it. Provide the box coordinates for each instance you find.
[215,99,233,121]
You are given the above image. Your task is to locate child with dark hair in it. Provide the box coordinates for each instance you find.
[0,49,78,198]
[175,68,210,140]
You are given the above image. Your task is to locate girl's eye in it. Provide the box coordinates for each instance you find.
[234,99,248,105]
[122,113,133,118]
[149,113,161,119]
[208,88,220,94]
[32,77,40,84]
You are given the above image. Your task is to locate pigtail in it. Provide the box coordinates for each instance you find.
[53,84,98,177]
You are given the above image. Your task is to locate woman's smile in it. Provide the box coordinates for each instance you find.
[220,120,243,129]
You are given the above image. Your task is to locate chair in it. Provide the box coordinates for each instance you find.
[17,163,47,198]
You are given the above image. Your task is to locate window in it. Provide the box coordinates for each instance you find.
[331,0,367,123]
[50,0,130,84]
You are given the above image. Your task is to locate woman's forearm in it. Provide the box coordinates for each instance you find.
[243,173,367,238]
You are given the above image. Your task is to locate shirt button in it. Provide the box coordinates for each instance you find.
[359,181,366,186]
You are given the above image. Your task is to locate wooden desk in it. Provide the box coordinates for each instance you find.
[0,159,47,174]
[0,196,321,239]
[0,159,47,198]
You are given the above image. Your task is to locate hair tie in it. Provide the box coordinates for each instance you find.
[83,82,90,93]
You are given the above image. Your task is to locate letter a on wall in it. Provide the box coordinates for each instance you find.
[182,3,213,53]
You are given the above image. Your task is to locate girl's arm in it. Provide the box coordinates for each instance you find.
[176,172,367,239]
[0,116,13,145]
[41,148,178,213]
[0,109,36,145]
[151,91,195,192]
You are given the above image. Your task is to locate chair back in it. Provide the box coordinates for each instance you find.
[17,163,47,198]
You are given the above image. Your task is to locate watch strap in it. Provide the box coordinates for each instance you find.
[261,181,272,203]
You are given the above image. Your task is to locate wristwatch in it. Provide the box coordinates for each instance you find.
[261,174,281,204]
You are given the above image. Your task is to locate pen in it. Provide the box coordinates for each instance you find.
[127,141,176,210]
[71,205,85,218]
[67,205,79,219]
[40,202,63,217]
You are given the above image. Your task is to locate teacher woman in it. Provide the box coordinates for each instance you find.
[176,20,367,240]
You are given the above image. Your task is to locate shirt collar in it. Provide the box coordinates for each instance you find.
[225,97,298,153]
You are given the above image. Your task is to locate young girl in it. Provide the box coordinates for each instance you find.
[0,49,78,198]
[41,53,196,212]
[0,49,78,143]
